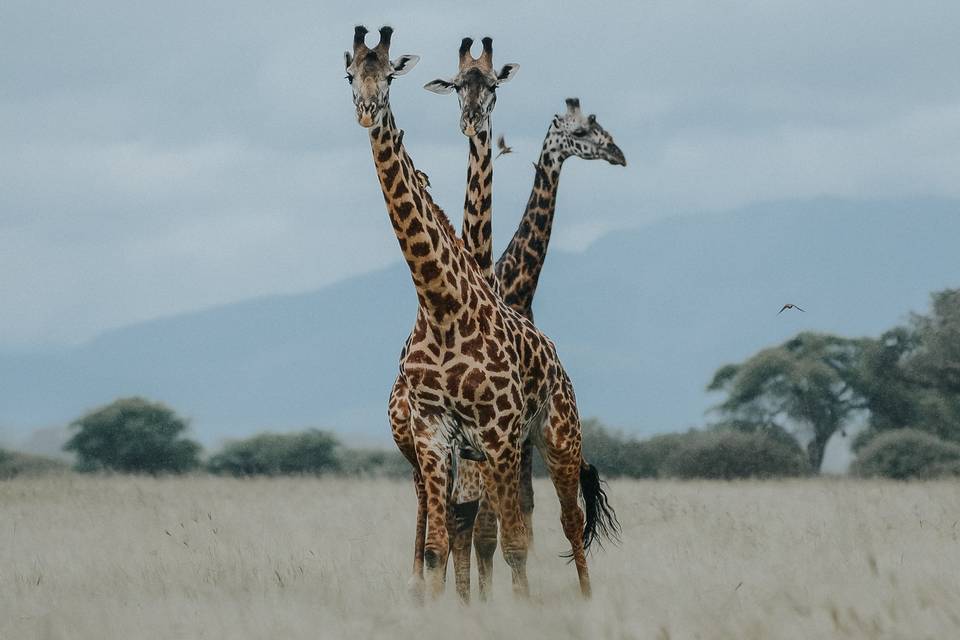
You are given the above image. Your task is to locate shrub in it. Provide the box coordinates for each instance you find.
[852,429,960,479]
[0,448,69,479]
[207,429,341,476]
[660,429,811,480]
[337,448,410,477]
[64,397,201,474]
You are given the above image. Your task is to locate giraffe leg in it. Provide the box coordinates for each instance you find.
[480,446,529,598]
[519,436,535,549]
[448,457,481,605]
[473,493,497,601]
[388,378,426,603]
[540,387,592,598]
[411,417,452,599]
[448,497,477,604]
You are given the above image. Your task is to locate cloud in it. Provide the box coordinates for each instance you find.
[1,0,959,347]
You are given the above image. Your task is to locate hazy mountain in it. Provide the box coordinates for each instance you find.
[2,198,958,447]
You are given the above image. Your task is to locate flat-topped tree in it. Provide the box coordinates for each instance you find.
[345,25,618,601]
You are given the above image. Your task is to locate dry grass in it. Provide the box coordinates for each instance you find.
[2,476,959,639]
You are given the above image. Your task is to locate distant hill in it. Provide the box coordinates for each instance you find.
[2,198,958,447]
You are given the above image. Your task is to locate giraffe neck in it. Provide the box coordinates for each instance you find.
[461,128,495,286]
[367,108,468,325]
[494,125,567,316]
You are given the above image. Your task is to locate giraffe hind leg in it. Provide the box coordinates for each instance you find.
[473,492,498,601]
[448,456,482,604]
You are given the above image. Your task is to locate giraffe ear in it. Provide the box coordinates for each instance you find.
[390,54,420,76]
[423,78,455,94]
[496,63,519,85]
[344,51,353,70]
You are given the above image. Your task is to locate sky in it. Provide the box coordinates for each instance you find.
[2,0,960,348]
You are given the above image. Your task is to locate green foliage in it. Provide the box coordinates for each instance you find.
[64,397,201,474]
[707,333,867,470]
[660,429,811,480]
[207,429,341,476]
[854,289,960,450]
[909,289,960,395]
[0,448,69,479]
[532,420,689,478]
[852,429,960,480]
[337,447,410,478]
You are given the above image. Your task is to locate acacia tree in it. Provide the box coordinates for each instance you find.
[64,397,201,473]
[908,289,960,396]
[707,333,868,471]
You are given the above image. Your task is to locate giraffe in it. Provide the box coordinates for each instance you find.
[388,34,518,603]
[469,96,628,596]
[345,25,618,601]
[393,92,627,600]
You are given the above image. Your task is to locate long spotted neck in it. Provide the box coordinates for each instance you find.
[494,123,569,318]
[368,108,468,325]
[463,126,497,287]
[460,128,495,287]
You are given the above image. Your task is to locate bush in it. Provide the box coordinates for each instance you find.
[0,448,69,479]
[660,429,811,480]
[64,397,201,474]
[852,429,960,479]
[619,432,690,478]
[207,429,341,476]
[337,448,410,478]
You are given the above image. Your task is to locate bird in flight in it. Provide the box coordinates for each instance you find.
[778,303,805,314]
[496,134,513,159]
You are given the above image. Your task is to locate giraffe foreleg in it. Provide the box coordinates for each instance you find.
[411,415,452,599]
[388,377,427,603]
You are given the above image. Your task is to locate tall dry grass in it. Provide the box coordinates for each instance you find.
[2,476,959,639]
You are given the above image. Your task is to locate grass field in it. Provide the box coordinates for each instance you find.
[3,476,959,639]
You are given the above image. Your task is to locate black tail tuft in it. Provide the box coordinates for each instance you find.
[579,461,621,554]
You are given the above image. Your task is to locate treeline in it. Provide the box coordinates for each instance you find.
[4,288,958,482]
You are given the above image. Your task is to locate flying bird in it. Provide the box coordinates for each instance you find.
[496,134,513,159]
[778,303,806,314]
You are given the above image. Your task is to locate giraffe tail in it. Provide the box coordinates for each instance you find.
[579,460,621,553]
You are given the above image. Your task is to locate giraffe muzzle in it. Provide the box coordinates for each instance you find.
[355,100,380,127]
[606,143,627,167]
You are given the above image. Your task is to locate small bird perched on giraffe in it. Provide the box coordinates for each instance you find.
[496,134,513,158]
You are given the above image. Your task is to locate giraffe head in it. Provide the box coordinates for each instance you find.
[424,37,519,137]
[550,98,626,166]
[344,26,420,128]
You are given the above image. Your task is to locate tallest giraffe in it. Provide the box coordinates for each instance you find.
[344,25,618,601]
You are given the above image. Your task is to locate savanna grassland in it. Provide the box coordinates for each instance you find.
[2,476,959,639]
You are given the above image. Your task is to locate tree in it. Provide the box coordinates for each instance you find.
[207,429,341,476]
[707,333,868,471]
[660,429,811,480]
[64,397,201,473]
[853,289,960,449]
[909,289,960,395]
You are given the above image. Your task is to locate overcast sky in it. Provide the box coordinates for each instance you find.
[2,0,959,348]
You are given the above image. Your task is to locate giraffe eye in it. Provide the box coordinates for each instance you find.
[345,74,354,83]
